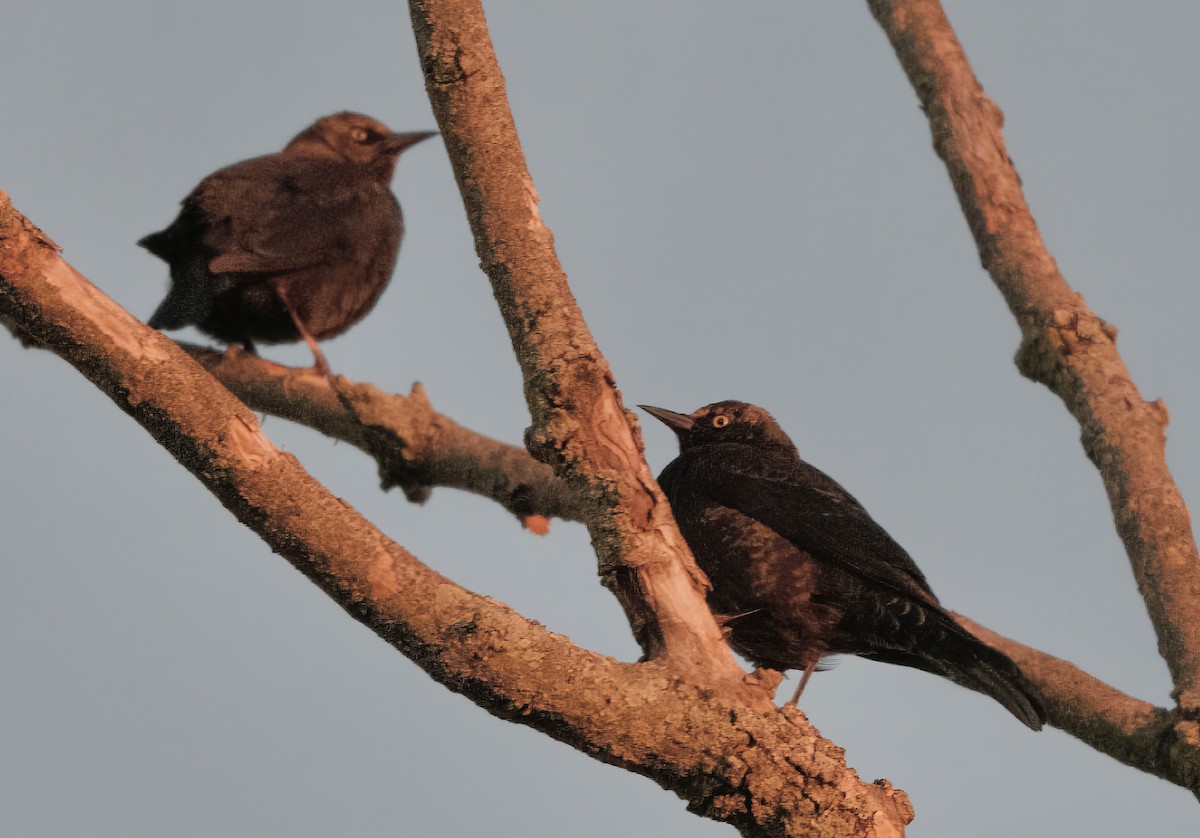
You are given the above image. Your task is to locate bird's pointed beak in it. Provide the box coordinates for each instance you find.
[385,131,438,154]
[639,405,695,432]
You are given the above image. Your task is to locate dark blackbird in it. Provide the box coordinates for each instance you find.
[641,400,1045,730]
[140,112,435,375]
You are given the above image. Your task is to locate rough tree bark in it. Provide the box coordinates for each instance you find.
[869,0,1200,794]
[2,1,1198,835]
[0,192,912,835]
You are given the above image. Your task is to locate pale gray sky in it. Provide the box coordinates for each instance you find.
[3,2,1197,835]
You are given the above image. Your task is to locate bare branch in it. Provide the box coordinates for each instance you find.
[407,0,751,684]
[177,334,1200,794]
[956,614,1200,796]
[0,190,914,837]
[868,0,1200,713]
[181,344,586,522]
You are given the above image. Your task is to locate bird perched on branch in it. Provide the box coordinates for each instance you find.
[641,400,1045,730]
[140,112,436,376]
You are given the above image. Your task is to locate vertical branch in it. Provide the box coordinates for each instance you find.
[407,0,753,689]
[868,0,1200,713]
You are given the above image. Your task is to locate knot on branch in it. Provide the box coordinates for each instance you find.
[361,381,436,503]
[1163,718,1200,799]
[1014,309,1117,386]
[1148,398,1170,430]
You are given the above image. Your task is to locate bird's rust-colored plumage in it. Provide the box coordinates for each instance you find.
[140,112,435,374]
[642,400,1045,730]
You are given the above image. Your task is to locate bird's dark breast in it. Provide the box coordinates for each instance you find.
[670,486,946,674]
[274,178,402,340]
[672,499,839,672]
[271,250,398,341]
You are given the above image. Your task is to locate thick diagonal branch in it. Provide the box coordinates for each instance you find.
[0,192,913,838]
[175,334,1200,793]
[868,0,1200,713]
[407,0,748,682]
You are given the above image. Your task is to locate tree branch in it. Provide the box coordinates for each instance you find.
[867,0,1200,713]
[0,191,914,837]
[171,336,1200,793]
[407,0,752,681]
[956,614,1200,796]
[180,344,586,523]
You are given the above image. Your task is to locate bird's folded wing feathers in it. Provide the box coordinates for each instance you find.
[689,446,938,603]
[192,158,392,275]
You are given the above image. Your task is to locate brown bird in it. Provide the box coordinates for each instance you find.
[140,112,435,376]
[642,400,1045,730]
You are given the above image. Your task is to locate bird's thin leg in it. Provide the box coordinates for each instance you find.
[275,285,332,380]
[786,660,818,708]
[220,340,257,364]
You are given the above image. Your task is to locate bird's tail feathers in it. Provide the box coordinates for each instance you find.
[147,291,190,330]
[866,616,1046,730]
[146,258,218,331]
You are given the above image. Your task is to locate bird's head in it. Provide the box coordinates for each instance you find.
[283,112,436,175]
[640,401,796,450]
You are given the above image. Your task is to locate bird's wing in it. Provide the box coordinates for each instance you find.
[190,157,397,275]
[681,445,938,603]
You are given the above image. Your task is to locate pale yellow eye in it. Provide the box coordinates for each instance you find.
[350,127,370,142]
[712,415,730,428]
